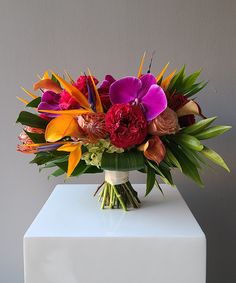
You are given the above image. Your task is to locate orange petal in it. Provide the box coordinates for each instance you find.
[67,144,82,177]
[137,51,146,78]
[51,71,90,109]
[87,68,103,113]
[64,70,75,84]
[38,109,91,115]
[42,71,50,79]
[156,62,169,82]
[21,87,38,99]
[57,143,79,152]
[33,79,62,94]
[176,100,200,117]
[45,115,79,142]
[142,136,166,164]
[161,69,177,90]
[16,96,29,105]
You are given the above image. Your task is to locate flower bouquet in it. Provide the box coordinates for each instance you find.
[16,54,231,210]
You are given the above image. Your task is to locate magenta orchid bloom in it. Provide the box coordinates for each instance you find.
[38,90,80,118]
[109,74,167,121]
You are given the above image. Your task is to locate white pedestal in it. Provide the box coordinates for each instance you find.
[24,184,206,283]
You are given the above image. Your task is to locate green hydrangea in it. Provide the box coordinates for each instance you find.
[82,139,124,168]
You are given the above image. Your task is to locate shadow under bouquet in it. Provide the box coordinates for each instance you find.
[16,54,231,211]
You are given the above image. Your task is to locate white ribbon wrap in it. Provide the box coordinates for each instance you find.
[104,170,129,185]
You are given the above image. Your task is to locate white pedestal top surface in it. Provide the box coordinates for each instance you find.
[25,184,205,238]
[24,184,206,283]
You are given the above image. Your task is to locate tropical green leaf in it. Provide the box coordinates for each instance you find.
[180,147,202,169]
[146,160,174,186]
[168,65,185,92]
[24,131,46,143]
[48,168,65,178]
[101,150,145,171]
[167,143,203,186]
[30,151,67,165]
[16,111,48,129]
[171,134,203,151]
[200,146,230,172]
[26,97,41,108]
[146,165,156,196]
[179,70,201,92]
[180,117,217,135]
[155,179,164,195]
[195,125,231,140]
[165,148,182,172]
[51,74,61,86]
[184,81,208,97]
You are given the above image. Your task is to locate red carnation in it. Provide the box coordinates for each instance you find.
[105,103,147,149]
[74,75,99,94]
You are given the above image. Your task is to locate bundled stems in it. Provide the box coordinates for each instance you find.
[96,181,141,211]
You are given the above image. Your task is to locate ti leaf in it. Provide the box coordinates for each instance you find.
[170,134,203,151]
[48,168,65,178]
[101,150,145,171]
[24,131,46,143]
[165,148,182,172]
[200,146,230,172]
[180,117,217,135]
[26,97,41,108]
[146,164,156,196]
[195,126,231,140]
[16,111,48,129]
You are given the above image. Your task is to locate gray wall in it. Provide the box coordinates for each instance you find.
[0,0,235,282]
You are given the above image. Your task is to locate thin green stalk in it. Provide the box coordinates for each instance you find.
[101,184,108,209]
[113,185,127,211]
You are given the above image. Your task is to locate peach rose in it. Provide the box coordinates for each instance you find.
[148,107,180,136]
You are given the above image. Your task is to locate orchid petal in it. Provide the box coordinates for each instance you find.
[45,115,79,142]
[110,76,142,104]
[99,75,116,89]
[51,71,90,109]
[141,85,167,121]
[138,74,156,98]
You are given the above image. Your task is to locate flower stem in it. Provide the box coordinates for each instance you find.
[96,181,141,211]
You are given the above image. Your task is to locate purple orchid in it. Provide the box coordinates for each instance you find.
[99,75,116,91]
[109,74,167,121]
[38,90,80,118]
[38,91,60,117]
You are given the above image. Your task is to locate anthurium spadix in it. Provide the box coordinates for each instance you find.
[109,74,167,121]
